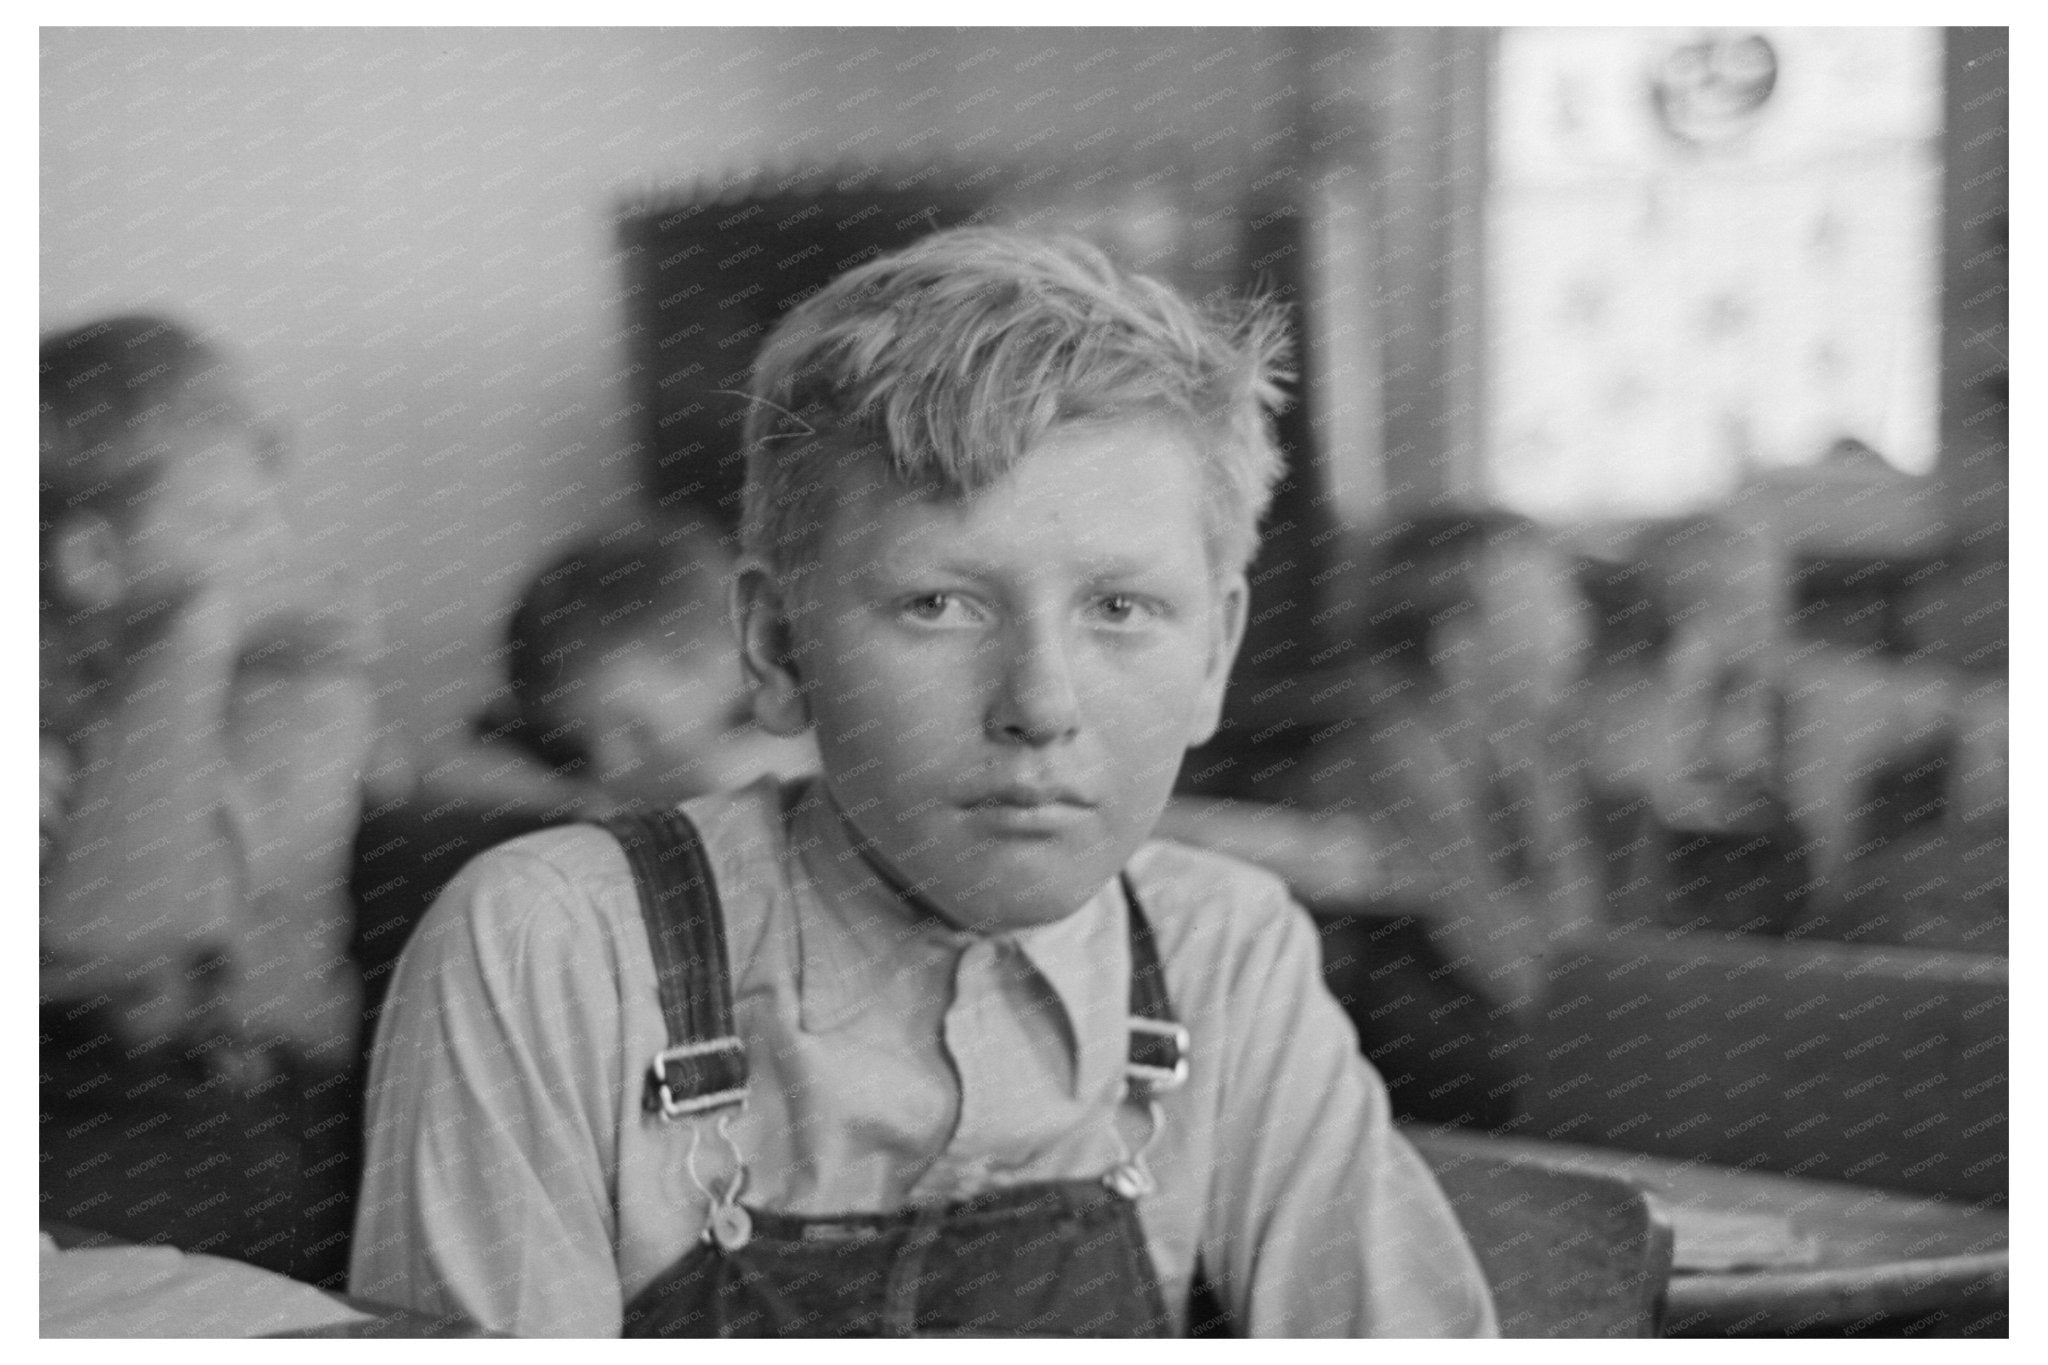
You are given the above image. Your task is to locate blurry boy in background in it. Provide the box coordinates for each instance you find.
[40,315,373,1283]
[349,517,814,1018]
[1583,508,2006,952]
[1292,512,1601,1126]
[1177,509,1603,1128]
[482,516,815,814]
[1575,513,1813,937]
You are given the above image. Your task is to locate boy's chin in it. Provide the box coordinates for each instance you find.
[829,793,1143,937]
[916,855,1127,937]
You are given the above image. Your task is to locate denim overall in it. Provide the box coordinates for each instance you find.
[596,809,1190,1338]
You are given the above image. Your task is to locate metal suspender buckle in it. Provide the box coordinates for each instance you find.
[646,1037,749,1120]
[1125,1017,1190,1093]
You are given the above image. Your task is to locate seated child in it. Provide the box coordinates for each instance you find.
[1576,513,1812,937]
[350,229,1497,1338]
[1319,510,1604,984]
[470,514,815,814]
[1185,510,1603,1127]
[40,315,374,1282]
[348,520,816,1004]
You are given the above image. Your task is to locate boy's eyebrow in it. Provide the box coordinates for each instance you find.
[898,552,1183,584]
[1078,554,1176,580]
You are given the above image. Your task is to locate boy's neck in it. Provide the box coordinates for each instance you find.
[803,780,979,935]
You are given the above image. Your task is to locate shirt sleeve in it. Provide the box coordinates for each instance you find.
[348,841,629,1337]
[1204,881,1499,1337]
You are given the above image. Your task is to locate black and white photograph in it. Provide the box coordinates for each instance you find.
[37,21,2010,1340]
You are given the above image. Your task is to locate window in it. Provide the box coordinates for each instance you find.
[1485,27,1943,520]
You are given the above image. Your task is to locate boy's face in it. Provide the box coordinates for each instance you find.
[746,416,1246,935]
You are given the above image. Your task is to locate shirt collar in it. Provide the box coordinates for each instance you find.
[1009,883,1130,1103]
[783,780,1129,1100]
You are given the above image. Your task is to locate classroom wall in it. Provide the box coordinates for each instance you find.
[41,27,1295,745]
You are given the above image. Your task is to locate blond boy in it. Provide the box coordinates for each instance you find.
[352,230,1495,1337]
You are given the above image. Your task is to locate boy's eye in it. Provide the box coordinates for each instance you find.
[1092,594,1147,624]
[900,592,978,625]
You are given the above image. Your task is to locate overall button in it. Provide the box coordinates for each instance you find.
[709,1203,753,1250]
[1105,1163,1154,1200]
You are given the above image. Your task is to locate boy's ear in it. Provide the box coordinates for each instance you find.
[49,512,126,613]
[732,563,811,737]
[1188,571,1249,748]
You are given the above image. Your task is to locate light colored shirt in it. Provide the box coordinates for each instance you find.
[349,776,1497,1338]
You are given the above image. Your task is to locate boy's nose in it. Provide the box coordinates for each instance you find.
[986,622,1083,745]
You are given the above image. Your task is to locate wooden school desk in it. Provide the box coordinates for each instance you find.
[1411,1130,2007,1337]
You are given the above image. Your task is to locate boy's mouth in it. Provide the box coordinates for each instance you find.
[965,783,1096,810]
[959,784,1098,835]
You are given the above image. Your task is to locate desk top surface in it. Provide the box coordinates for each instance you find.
[1412,1130,2007,1335]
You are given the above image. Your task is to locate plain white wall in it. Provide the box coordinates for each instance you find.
[41,27,1293,745]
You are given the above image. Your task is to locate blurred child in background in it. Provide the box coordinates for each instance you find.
[40,315,373,1284]
[1173,508,1602,1128]
[1303,511,1601,1125]
[486,515,815,814]
[1575,513,1812,937]
[350,516,814,1014]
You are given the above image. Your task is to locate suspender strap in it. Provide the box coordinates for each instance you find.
[598,809,750,1120]
[1120,874,1188,1094]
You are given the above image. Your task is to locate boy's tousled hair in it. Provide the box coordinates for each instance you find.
[739,227,1293,583]
[39,315,234,539]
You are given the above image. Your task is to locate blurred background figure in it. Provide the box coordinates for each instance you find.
[39,315,375,1284]
[1167,508,1602,1128]
[1570,482,2007,954]
[1302,511,1602,1127]
[489,516,814,813]
[1574,512,1814,936]
[349,513,814,1015]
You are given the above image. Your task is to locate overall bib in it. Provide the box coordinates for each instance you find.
[596,809,1191,1338]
